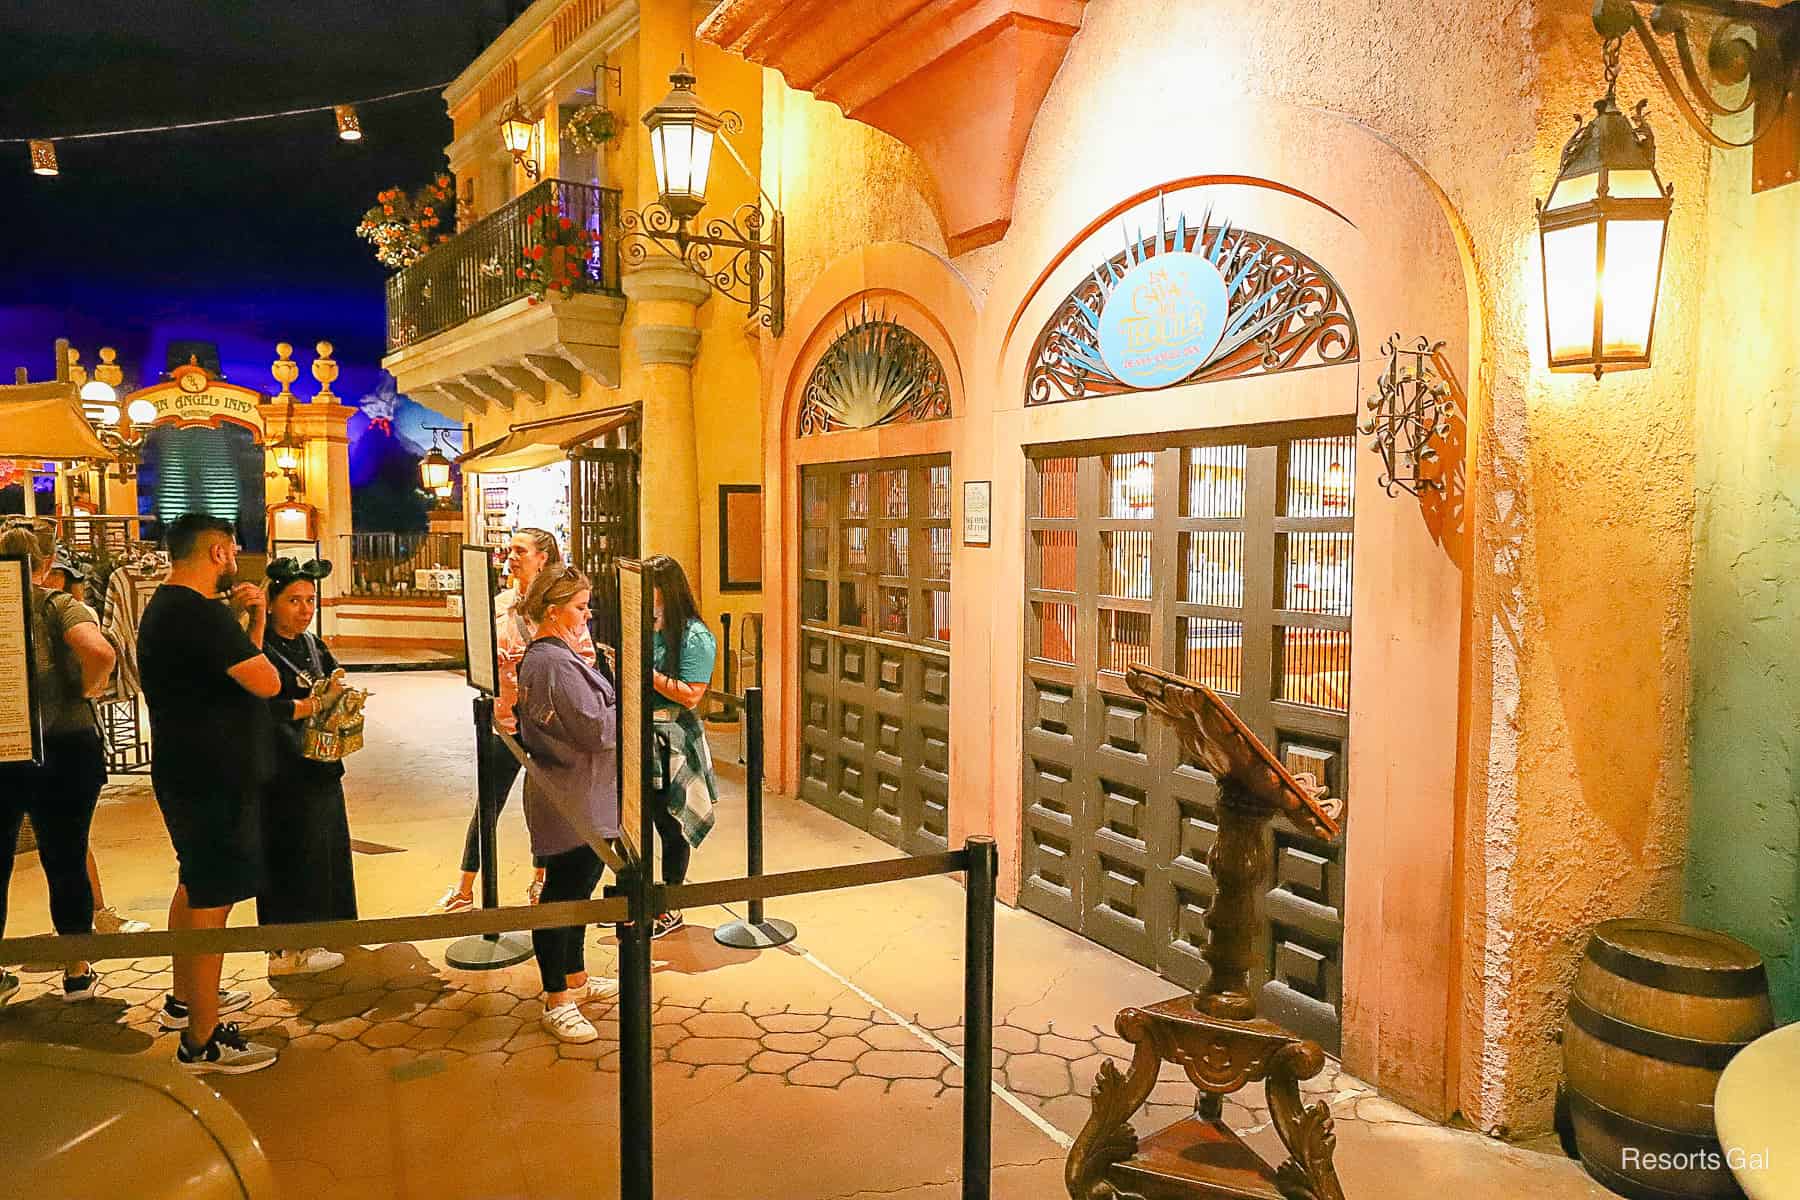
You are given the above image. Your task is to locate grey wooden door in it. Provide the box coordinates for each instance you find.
[799,457,952,854]
[1020,424,1354,1051]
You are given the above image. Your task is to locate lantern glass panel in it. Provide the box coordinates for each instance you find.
[1606,168,1662,199]
[420,455,451,491]
[126,399,158,425]
[1601,218,1665,356]
[502,112,533,155]
[1547,172,1599,211]
[275,444,301,472]
[1543,221,1599,362]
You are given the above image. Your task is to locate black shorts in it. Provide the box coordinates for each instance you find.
[153,776,265,910]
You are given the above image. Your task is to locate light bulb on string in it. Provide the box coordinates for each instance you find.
[29,139,58,176]
[334,104,363,142]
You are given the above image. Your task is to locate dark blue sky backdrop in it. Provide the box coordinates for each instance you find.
[0,2,518,521]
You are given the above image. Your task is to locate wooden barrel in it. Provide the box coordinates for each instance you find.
[1563,919,1773,1200]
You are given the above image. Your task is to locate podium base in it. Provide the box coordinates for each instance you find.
[714,918,797,950]
[445,932,534,970]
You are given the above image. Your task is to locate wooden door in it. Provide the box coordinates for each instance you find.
[1020,424,1354,1050]
[798,457,952,854]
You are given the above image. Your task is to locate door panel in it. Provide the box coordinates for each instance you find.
[799,457,952,854]
[1021,426,1354,1051]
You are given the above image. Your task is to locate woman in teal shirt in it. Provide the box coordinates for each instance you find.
[646,555,718,939]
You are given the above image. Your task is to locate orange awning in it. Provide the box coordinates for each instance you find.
[0,382,115,461]
[456,405,636,474]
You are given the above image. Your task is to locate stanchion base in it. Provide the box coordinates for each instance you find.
[714,918,798,950]
[445,932,534,970]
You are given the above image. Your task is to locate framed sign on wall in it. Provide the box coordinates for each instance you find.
[718,484,763,592]
[963,480,991,546]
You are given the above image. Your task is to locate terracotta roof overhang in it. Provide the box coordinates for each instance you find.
[0,382,116,461]
[699,0,1087,256]
[455,404,636,474]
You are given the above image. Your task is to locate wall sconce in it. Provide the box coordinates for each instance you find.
[268,499,318,543]
[1537,30,1674,378]
[499,96,541,180]
[79,348,154,479]
[269,396,305,495]
[1590,0,1800,193]
[620,58,785,334]
[1360,334,1458,497]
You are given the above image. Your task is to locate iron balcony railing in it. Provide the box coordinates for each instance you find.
[341,530,461,597]
[385,178,623,352]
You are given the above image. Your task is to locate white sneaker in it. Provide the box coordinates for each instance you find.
[92,906,152,935]
[582,976,620,1003]
[268,948,345,976]
[432,886,474,914]
[542,1002,599,1043]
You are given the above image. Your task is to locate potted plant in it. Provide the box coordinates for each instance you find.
[563,104,617,153]
[517,206,599,303]
[355,174,455,270]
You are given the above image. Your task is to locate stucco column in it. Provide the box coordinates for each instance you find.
[623,258,712,585]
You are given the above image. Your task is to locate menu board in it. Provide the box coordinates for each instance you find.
[461,544,499,696]
[0,555,42,765]
[617,559,644,863]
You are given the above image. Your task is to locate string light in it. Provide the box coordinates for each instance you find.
[10,80,450,176]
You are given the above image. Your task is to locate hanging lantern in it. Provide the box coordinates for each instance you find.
[29,139,58,176]
[1126,456,1154,511]
[499,96,540,179]
[642,57,721,223]
[1536,39,1673,378]
[1321,460,1350,510]
[334,104,363,142]
[419,447,452,493]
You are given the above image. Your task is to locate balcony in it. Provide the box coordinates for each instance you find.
[382,179,627,416]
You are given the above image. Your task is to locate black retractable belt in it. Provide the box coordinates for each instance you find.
[713,689,797,950]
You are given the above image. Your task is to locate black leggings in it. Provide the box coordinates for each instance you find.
[460,734,546,874]
[652,799,691,891]
[533,843,606,994]
[0,729,104,941]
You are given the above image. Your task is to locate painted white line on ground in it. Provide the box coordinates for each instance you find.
[794,943,1075,1151]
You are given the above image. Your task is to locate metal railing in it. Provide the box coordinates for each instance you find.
[385,178,623,352]
[340,531,461,597]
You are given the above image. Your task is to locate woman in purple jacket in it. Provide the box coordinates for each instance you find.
[514,565,620,1044]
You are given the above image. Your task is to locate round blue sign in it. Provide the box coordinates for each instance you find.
[1097,251,1230,390]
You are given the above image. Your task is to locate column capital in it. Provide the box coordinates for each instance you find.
[633,324,703,367]
[622,257,715,308]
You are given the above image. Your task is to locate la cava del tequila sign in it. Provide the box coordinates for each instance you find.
[1098,251,1229,389]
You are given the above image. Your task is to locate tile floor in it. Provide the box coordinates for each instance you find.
[0,671,1613,1199]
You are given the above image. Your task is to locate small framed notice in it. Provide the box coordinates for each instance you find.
[962,480,992,546]
[0,554,43,766]
[460,544,499,696]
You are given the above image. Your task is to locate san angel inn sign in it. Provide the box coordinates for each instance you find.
[1027,196,1358,405]
[124,358,268,442]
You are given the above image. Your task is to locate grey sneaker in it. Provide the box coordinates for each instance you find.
[176,1021,277,1075]
[61,971,100,1002]
[159,988,254,1030]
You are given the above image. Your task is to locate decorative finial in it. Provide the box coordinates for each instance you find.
[272,341,299,396]
[95,346,124,388]
[311,340,339,402]
[66,346,86,385]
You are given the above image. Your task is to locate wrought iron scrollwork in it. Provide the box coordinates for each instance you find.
[620,200,784,334]
[797,302,951,436]
[1026,200,1358,406]
[1359,334,1457,498]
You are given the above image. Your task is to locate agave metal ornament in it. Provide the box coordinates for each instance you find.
[797,303,951,436]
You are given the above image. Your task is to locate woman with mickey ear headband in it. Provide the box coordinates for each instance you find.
[256,557,359,977]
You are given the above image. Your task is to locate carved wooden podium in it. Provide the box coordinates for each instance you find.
[1066,666,1347,1200]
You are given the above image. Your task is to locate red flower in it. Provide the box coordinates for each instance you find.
[382,205,393,215]
[527,245,544,260]
[560,217,572,230]
[525,212,536,224]
[516,268,527,278]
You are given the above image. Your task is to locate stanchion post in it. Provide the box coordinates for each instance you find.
[617,863,655,1200]
[962,835,997,1200]
[714,688,797,949]
[446,693,533,970]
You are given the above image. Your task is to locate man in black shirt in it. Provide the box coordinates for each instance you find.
[139,514,283,1074]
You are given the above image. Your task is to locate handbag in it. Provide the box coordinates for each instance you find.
[267,634,367,763]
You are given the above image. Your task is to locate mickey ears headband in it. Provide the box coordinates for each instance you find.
[266,557,334,583]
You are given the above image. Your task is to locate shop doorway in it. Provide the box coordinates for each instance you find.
[1019,421,1355,1051]
[798,456,952,853]
[569,446,639,661]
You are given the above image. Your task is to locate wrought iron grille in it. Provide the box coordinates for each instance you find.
[386,179,622,352]
[1026,203,1357,406]
[569,447,640,666]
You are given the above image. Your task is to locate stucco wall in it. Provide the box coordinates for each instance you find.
[1685,125,1800,1024]
[740,0,1718,1136]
